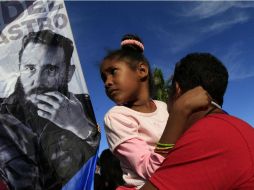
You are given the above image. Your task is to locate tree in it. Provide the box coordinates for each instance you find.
[152,68,171,103]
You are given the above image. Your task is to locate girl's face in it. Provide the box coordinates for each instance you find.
[100,60,142,105]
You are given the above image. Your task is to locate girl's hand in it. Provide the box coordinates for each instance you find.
[172,86,211,117]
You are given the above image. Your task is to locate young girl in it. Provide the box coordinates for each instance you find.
[100,34,210,189]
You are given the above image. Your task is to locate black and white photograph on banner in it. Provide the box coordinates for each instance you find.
[0,1,100,190]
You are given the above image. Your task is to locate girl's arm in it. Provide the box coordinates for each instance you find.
[158,86,211,156]
[104,109,166,179]
[114,138,165,179]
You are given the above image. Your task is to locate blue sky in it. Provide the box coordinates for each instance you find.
[65,1,254,155]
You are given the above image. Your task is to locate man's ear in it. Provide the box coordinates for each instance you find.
[137,62,148,80]
[67,65,75,83]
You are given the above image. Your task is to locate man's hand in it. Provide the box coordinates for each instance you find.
[31,91,95,140]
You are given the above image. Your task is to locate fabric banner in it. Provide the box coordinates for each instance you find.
[0,1,100,190]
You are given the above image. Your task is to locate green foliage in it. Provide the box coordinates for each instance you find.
[152,68,171,103]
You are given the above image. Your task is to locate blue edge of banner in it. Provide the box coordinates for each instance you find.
[61,150,99,190]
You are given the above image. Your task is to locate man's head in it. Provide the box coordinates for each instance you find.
[17,30,75,101]
[170,53,228,106]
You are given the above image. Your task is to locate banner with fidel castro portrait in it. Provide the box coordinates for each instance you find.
[0,1,100,190]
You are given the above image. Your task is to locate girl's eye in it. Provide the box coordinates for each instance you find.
[111,68,117,75]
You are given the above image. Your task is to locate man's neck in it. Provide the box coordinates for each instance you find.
[186,106,224,129]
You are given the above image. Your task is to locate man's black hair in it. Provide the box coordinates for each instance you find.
[19,30,74,66]
[171,52,228,106]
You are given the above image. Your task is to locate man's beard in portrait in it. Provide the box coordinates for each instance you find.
[13,77,69,135]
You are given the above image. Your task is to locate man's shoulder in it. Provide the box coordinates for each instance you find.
[186,113,254,146]
[195,113,253,132]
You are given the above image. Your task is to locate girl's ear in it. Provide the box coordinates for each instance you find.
[175,82,182,98]
[137,62,148,80]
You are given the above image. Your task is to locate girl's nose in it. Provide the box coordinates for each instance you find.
[105,76,113,88]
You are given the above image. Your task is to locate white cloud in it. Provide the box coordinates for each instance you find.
[154,25,199,53]
[151,2,253,53]
[201,13,249,33]
[180,1,254,19]
[220,43,254,80]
